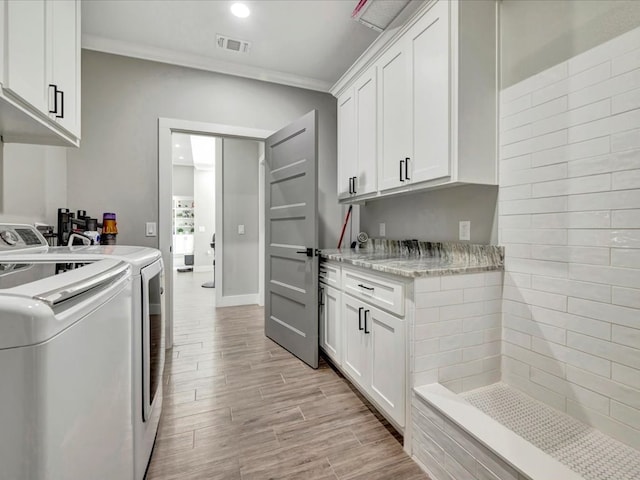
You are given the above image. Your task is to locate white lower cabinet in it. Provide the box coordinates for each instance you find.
[319,283,341,365]
[320,261,407,430]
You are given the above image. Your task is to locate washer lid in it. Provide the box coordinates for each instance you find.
[0,259,130,349]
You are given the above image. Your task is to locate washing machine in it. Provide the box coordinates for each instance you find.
[0,224,165,480]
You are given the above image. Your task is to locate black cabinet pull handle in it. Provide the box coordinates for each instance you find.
[48,84,58,114]
[295,248,313,257]
[56,90,64,119]
[357,283,374,291]
[358,307,364,331]
[405,157,410,180]
[400,159,405,182]
[348,177,353,194]
[352,176,357,194]
[364,310,370,334]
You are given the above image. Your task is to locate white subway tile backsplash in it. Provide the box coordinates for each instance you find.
[567,331,640,370]
[463,342,501,362]
[503,285,567,312]
[531,174,611,198]
[463,314,500,333]
[612,286,640,309]
[567,117,611,144]
[502,93,533,118]
[506,257,569,278]
[569,27,640,75]
[502,299,532,319]
[415,320,463,340]
[484,328,502,343]
[501,196,568,215]
[611,247,640,267]
[464,286,503,303]
[415,307,441,324]
[531,136,610,167]
[568,67,640,110]
[505,313,567,344]
[502,243,531,259]
[502,356,531,378]
[611,231,640,249]
[611,209,640,228]
[569,297,640,329]
[501,96,568,133]
[414,369,439,387]
[503,327,532,348]
[571,263,640,289]
[530,245,610,265]
[530,306,612,340]
[503,372,567,412]
[439,359,484,383]
[503,342,566,377]
[568,190,640,212]
[416,350,463,371]
[439,331,484,352]
[531,210,610,229]
[566,366,640,410]
[612,86,640,114]
[531,276,611,303]
[531,337,611,377]
[612,168,640,190]
[440,302,484,321]
[502,123,534,145]
[612,128,640,152]
[500,184,532,201]
[415,276,441,293]
[416,289,463,308]
[567,229,612,247]
[504,273,532,289]
[484,272,504,287]
[613,363,640,389]
[440,273,486,291]
[532,63,611,106]
[500,153,532,172]
[530,367,610,414]
[415,338,440,356]
[610,401,640,431]
[612,45,640,76]
[501,130,568,162]
[501,228,567,245]
[611,324,640,349]
[532,98,611,138]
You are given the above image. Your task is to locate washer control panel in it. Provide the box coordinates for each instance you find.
[0,225,48,252]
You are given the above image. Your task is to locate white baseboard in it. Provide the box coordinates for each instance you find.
[217,293,259,307]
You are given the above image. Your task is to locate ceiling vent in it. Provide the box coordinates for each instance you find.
[216,34,251,54]
[351,0,410,32]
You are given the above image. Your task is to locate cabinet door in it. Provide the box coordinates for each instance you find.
[410,0,450,183]
[47,0,80,137]
[337,88,357,200]
[377,40,411,193]
[354,66,377,196]
[319,285,341,365]
[368,305,405,427]
[342,295,369,387]
[4,0,47,114]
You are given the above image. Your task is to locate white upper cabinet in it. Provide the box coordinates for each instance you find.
[0,0,81,147]
[4,0,47,114]
[332,0,497,202]
[337,65,378,200]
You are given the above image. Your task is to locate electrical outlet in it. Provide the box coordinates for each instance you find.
[145,222,157,237]
[238,224,245,235]
[379,223,386,237]
[459,221,471,241]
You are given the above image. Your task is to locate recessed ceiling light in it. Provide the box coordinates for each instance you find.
[231,2,250,18]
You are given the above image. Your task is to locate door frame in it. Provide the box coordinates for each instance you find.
[158,117,273,348]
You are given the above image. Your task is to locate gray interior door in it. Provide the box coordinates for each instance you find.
[265,110,319,368]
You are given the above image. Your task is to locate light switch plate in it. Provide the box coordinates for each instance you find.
[238,224,245,235]
[379,223,386,237]
[145,222,157,237]
[459,221,470,241]
[198,225,206,233]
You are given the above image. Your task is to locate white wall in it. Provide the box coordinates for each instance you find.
[193,167,214,271]
[67,50,340,248]
[221,138,259,298]
[172,165,194,197]
[0,143,67,226]
[499,26,640,450]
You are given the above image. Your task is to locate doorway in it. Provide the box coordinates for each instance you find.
[158,118,273,348]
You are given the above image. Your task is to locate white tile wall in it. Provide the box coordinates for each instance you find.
[499,27,640,450]
[413,272,503,392]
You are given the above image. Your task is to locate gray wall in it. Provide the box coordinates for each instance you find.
[501,0,640,88]
[0,143,67,227]
[360,185,499,243]
[172,165,194,197]
[222,138,259,297]
[67,50,340,248]
[193,167,215,270]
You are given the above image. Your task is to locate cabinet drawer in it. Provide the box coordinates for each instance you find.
[342,268,404,316]
[319,262,341,288]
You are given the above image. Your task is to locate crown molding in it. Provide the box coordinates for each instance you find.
[82,34,333,93]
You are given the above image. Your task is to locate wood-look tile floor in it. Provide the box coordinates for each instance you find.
[146,271,429,480]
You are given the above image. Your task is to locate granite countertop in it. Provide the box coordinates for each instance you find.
[320,239,504,278]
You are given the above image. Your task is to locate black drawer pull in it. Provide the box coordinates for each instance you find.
[358,307,364,331]
[364,310,370,334]
[358,283,374,291]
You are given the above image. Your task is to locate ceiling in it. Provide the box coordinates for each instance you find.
[81,0,383,92]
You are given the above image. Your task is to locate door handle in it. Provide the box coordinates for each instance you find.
[364,310,370,334]
[295,247,314,257]
[399,159,405,182]
[358,307,364,331]
[405,157,410,180]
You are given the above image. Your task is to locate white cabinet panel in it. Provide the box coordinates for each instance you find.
[369,305,405,426]
[319,284,341,365]
[355,66,377,196]
[411,1,450,183]
[342,296,369,386]
[5,0,47,113]
[342,267,405,316]
[337,89,357,200]
[378,41,411,193]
